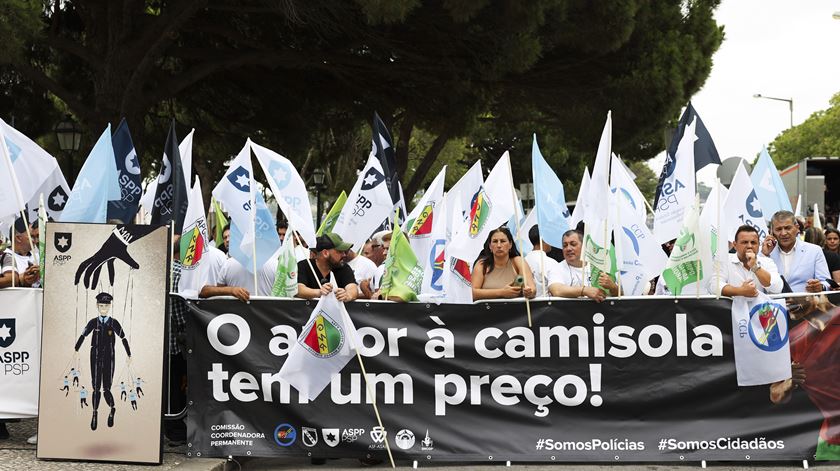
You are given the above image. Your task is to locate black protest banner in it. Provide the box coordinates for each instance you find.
[185,296,836,462]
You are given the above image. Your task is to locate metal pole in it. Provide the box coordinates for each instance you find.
[789,99,794,129]
[315,189,322,228]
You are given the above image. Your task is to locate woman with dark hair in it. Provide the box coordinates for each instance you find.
[804,227,840,285]
[472,226,536,300]
[825,228,840,255]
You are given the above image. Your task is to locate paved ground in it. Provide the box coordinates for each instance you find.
[0,418,225,471]
[2,419,840,470]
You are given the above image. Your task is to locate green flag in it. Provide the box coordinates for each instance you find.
[271,236,298,297]
[662,203,703,295]
[380,226,423,302]
[583,220,617,293]
[212,197,228,247]
[316,191,347,236]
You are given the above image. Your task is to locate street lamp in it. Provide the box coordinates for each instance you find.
[53,114,82,184]
[311,168,327,228]
[753,94,794,129]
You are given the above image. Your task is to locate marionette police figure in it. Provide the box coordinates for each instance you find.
[74,292,132,431]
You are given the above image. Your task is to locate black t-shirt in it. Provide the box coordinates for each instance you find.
[297,259,356,290]
[824,249,840,274]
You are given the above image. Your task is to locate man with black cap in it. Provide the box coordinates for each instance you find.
[296,232,358,301]
[74,291,132,431]
[0,217,40,288]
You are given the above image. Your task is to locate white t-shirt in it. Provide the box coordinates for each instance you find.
[218,257,276,296]
[524,250,562,296]
[557,260,586,287]
[1,248,40,288]
[178,246,227,297]
[348,255,377,284]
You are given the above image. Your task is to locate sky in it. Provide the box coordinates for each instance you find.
[648,0,840,183]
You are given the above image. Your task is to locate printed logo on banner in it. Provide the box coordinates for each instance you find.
[429,242,446,291]
[342,428,365,443]
[268,160,292,190]
[273,424,297,447]
[395,429,415,450]
[450,258,472,284]
[0,318,16,348]
[299,310,345,359]
[745,190,763,218]
[748,302,789,352]
[301,427,318,447]
[54,232,72,253]
[468,188,491,238]
[369,426,387,450]
[419,429,434,451]
[322,428,340,447]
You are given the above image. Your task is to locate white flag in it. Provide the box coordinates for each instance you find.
[179,128,195,186]
[569,166,590,229]
[279,281,357,401]
[439,191,472,304]
[178,177,213,297]
[252,141,317,247]
[654,117,697,244]
[723,162,767,242]
[444,160,483,240]
[610,155,665,295]
[0,118,63,209]
[698,180,729,292]
[403,166,446,289]
[447,151,516,264]
[731,293,792,386]
[585,111,612,223]
[212,142,256,256]
[333,153,394,252]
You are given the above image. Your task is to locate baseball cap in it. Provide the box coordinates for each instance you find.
[315,232,352,252]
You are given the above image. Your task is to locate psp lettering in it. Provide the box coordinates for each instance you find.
[655,180,686,211]
[117,170,142,203]
[352,195,373,217]
[1,351,31,375]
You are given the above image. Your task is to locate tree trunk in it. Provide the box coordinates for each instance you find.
[405,130,451,200]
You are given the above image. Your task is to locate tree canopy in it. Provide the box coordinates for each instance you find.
[769,92,840,169]
[1,0,722,202]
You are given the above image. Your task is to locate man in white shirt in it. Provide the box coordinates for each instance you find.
[346,248,377,293]
[0,219,40,288]
[553,230,616,302]
[199,256,277,302]
[715,225,783,297]
[524,225,562,297]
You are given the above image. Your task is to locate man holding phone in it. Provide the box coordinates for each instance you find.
[762,210,830,293]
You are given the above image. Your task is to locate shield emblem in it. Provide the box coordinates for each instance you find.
[54,232,72,253]
[322,428,340,447]
[301,427,318,447]
[0,318,16,348]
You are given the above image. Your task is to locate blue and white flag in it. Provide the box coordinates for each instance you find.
[531,134,570,248]
[751,147,791,220]
[60,125,121,223]
[653,117,697,244]
[723,162,767,242]
[731,292,791,386]
[212,141,280,274]
[251,140,316,247]
[107,119,142,223]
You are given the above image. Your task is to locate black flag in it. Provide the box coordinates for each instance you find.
[372,112,400,205]
[150,122,189,233]
[107,118,141,223]
[654,103,720,207]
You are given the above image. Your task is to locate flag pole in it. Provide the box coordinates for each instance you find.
[506,156,532,327]
[338,305,396,468]
[695,193,701,300]
[613,185,622,299]
[381,206,400,300]
[539,237,547,297]
[251,190,258,297]
[715,183,721,300]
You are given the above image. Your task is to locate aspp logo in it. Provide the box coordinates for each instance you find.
[273,424,297,447]
[0,318,16,348]
[748,302,789,352]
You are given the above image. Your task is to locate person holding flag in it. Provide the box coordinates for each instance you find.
[296,232,358,302]
[555,229,617,301]
[471,226,536,300]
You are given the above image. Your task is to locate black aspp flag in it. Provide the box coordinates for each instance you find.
[150,122,188,233]
[654,103,721,207]
[372,112,400,205]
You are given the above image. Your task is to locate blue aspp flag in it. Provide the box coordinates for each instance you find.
[107,119,141,223]
[60,125,121,223]
[228,190,281,274]
[751,147,792,219]
[531,134,570,248]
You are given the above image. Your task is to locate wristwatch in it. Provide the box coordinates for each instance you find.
[749,262,760,274]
